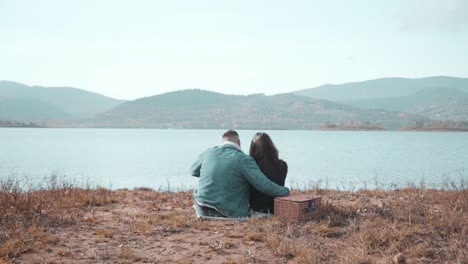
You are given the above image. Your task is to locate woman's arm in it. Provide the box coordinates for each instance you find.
[241,156,289,197]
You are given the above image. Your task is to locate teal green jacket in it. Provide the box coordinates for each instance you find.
[191,144,290,217]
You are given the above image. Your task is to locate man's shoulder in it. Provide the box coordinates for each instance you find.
[203,145,222,152]
[219,146,253,160]
[205,145,252,160]
[236,152,256,165]
[203,145,243,155]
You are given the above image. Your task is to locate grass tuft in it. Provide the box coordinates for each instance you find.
[0,176,115,262]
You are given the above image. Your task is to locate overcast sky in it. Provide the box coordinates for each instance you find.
[1,0,467,100]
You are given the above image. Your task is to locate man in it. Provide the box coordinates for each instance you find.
[191,130,290,217]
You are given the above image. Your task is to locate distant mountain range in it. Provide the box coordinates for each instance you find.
[294,76,468,121]
[1,76,467,130]
[86,89,421,129]
[294,76,468,101]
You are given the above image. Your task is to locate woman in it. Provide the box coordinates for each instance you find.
[249,132,288,214]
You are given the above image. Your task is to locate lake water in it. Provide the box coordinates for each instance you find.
[1,128,467,190]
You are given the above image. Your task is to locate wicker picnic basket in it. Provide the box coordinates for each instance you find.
[274,194,322,222]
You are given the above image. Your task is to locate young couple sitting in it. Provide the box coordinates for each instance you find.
[191,130,289,218]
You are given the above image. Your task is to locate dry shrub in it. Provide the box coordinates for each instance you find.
[224,232,244,239]
[135,221,153,234]
[258,218,333,262]
[180,258,193,264]
[356,218,406,252]
[0,224,58,261]
[147,211,193,233]
[55,249,73,257]
[243,231,265,242]
[222,256,250,264]
[276,238,306,259]
[0,176,115,262]
[338,248,374,264]
[140,189,194,214]
[148,190,193,209]
[254,188,467,263]
[222,239,236,249]
[167,212,192,229]
[348,188,468,262]
[314,225,343,238]
[95,228,114,238]
[315,200,357,227]
[118,246,140,261]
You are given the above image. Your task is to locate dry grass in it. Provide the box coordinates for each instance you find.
[0,177,466,263]
[246,188,468,263]
[0,176,115,262]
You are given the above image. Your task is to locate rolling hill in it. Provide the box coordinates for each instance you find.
[294,76,468,101]
[294,76,468,121]
[3,76,464,129]
[85,89,424,129]
[343,87,468,121]
[0,81,124,122]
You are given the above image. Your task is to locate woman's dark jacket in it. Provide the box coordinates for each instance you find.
[249,157,288,213]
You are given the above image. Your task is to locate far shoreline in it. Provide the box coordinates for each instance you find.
[2,126,468,132]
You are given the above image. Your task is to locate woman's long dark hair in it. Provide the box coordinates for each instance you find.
[249,132,281,166]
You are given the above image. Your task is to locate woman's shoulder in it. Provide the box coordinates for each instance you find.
[255,157,287,172]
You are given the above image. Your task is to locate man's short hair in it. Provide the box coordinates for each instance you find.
[222,130,239,141]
